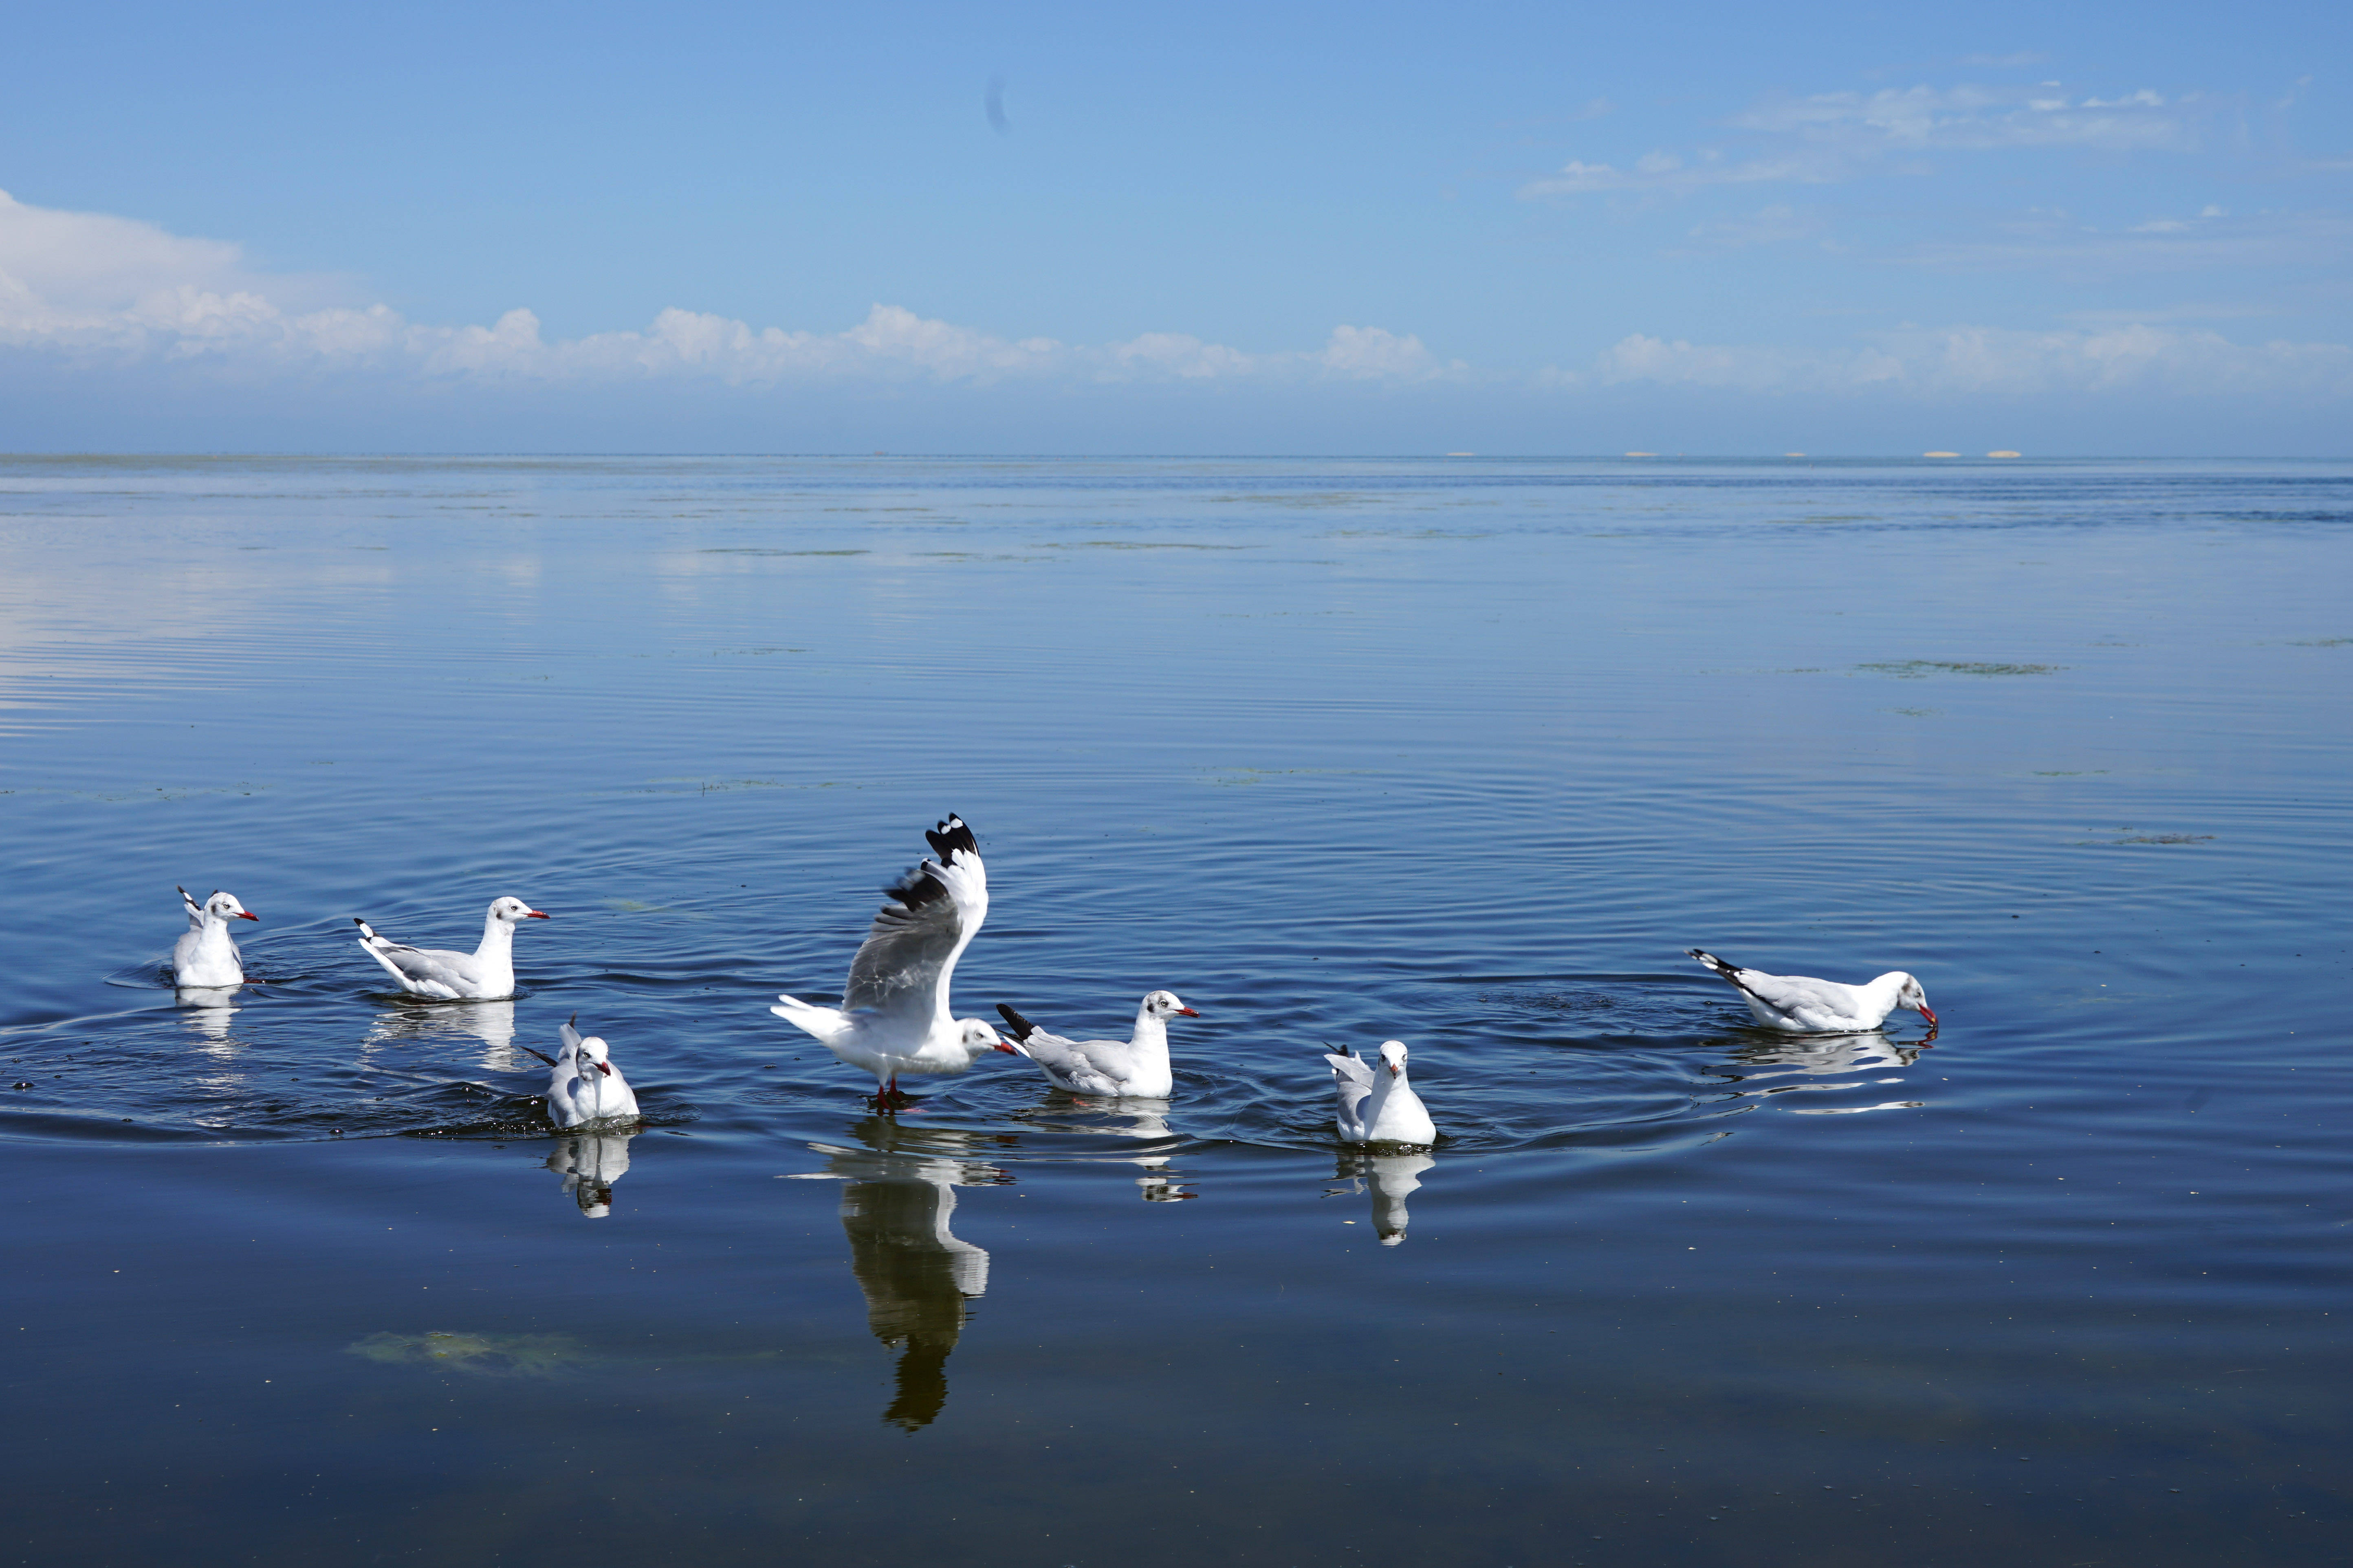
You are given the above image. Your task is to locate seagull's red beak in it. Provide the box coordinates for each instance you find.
[1177,1007,1200,1017]
[526,910,550,919]
[1917,1003,1938,1028]
[236,911,260,921]
[1388,1062,1401,1077]
[595,1060,612,1076]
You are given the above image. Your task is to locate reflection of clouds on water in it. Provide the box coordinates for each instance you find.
[1719,1031,1928,1115]
[788,1122,1006,1432]
[1332,1151,1435,1246]
[363,998,519,1072]
[548,1131,634,1218]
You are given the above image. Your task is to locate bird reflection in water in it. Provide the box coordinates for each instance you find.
[362,998,520,1073]
[174,987,241,1049]
[1719,1030,1928,1112]
[1016,1096,1195,1201]
[793,1121,1008,1431]
[548,1131,634,1218]
[1730,1030,1922,1077]
[1330,1151,1436,1246]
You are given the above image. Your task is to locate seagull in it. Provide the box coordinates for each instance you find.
[995,991,1199,1097]
[1326,1040,1437,1147]
[352,897,548,1000]
[529,1014,641,1128]
[770,815,1015,1111]
[1686,948,1937,1034]
[172,886,258,989]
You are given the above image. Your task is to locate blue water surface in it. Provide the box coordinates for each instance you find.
[2,455,2347,1565]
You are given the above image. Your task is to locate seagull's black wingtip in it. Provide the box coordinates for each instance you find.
[882,866,951,908]
[996,1002,1037,1040]
[925,814,979,863]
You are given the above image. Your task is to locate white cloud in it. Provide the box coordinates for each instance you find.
[1590,323,2353,397]
[1315,324,1465,380]
[0,188,1455,390]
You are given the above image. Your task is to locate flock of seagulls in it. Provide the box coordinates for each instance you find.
[164,814,1937,1148]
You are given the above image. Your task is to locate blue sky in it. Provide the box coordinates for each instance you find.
[3,0,2349,452]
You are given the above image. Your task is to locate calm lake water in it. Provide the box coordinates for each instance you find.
[2,454,2347,1566]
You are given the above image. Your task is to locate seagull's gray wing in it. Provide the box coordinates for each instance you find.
[1736,970,1859,1023]
[1030,1033,1136,1090]
[844,861,971,1023]
[1326,1051,1374,1125]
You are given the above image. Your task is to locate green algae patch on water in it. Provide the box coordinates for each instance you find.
[1855,659,2064,677]
[350,1331,594,1379]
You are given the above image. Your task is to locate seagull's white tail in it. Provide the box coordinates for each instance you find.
[352,919,414,987]
[770,993,854,1043]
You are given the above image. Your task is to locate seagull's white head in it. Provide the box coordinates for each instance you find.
[489,896,550,924]
[1895,974,1936,1028]
[207,891,259,923]
[1142,990,1199,1020]
[578,1037,614,1077]
[1378,1040,1410,1078]
[960,1019,1018,1056]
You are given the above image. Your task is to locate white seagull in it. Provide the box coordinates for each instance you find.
[1326,1040,1437,1147]
[352,897,548,1000]
[1686,948,1937,1034]
[770,815,1015,1110]
[532,1014,641,1128]
[172,886,258,989]
[995,991,1199,1097]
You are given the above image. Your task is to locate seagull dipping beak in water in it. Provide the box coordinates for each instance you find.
[1687,948,1937,1035]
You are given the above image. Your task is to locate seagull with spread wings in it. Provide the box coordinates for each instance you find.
[770,815,1015,1111]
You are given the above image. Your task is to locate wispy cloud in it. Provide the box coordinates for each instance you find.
[1583,323,2353,396]
[1683,203,1825,249]
[1728,83,2194,151]
[1521,77,2205,200]
[0,189,1464,389]
[1521,153,1829,197]
[1894,208,2353,275]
